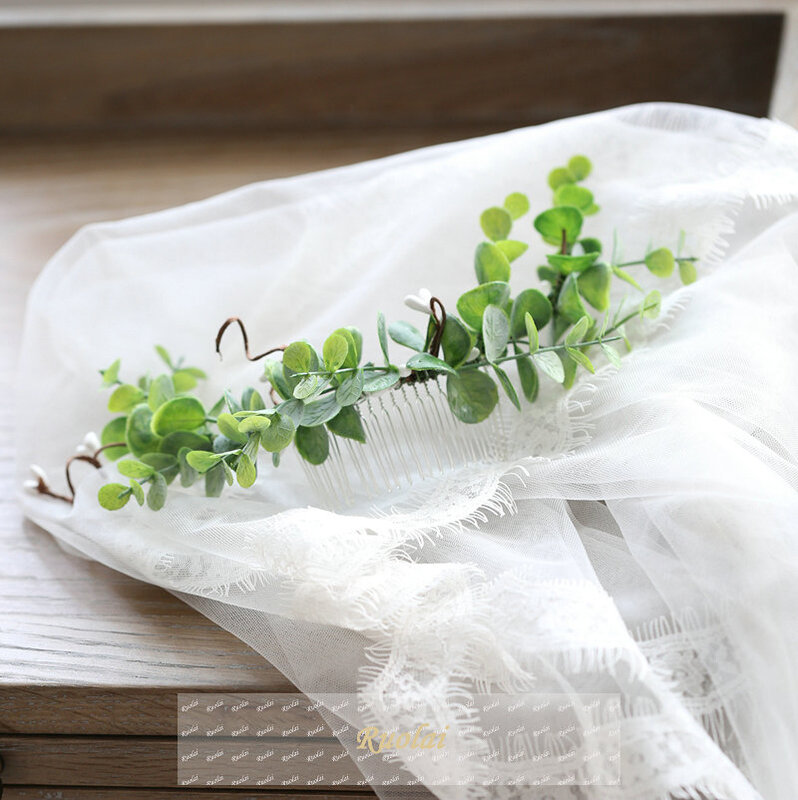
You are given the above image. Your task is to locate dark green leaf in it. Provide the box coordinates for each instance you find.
[446,369,499,424]
[579,237,602,254]
[557,274,591,324]
[406,352,456,375]
[510,288,552,337]
[533,207,583,247]
[516,354,539,402]
[480,206,512,241]
[125,405,162,457]
[474,242,511,284]
[456,281,511,330]
[295,425,329,465]
[159,430,211,455]
[301,394,341,427]
[147,472,167,511]
[440,315,473,367]
[336,370,365,406]
[537,265,560,284]
[492,365,520,410]
[327,405,366,443]
[260,413,295,452]
[577,262,612,311]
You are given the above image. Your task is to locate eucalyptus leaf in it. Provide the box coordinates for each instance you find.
[155,345,173,369]
[217,412,247,444]
[480,206,512,241]
[474,242,511,284]
[566,346,595,373]
[446,369,498,424]
[612,264,644,291]
[554,184,593,211]
[101,416,129,461]
[129,478,145,505]
[177,447,199,487]
[282,341,313,373]
[236,453,257,488]
[503,192,530,220]
[108,384,144,414]
[406,352,456,375]
[125,404,162,457]
[389,320,425,352]
[600,342,622,368]
[363,370,401,393]
[524,312,539,354]
[495,240,528,262]
[205,462,226,497]
[534,351,565,383]
[242,387,265,411]
[377,312,390,365]
[678,259,697,285]
[482,304,510,364]
[577,262,612,311]
[579,237,602,254]
[336,370,365,406]
[323,333,349,372]
[295,425,330,465]
[238,414,272,434]
[456,281,511,330]
[186,450,224,473]
[275,398,305,425]
[301,394,342,427]
[159,430,212,455]
[545,252,599,274]
[262,359,292,401]
[440,315,473,367]
[147,374,175,412]
[260,413,295,452]
[327,405,366,443]
[645,247,675,278]
[172,369,199,392]
[568,154,592,180]
[510,288,552,336]
[533,207,583,247]
[293,374,325,401]
[548,167,575,190]
[98,483,131,511]
[117,459,155,479]
[151,396,205,435]
[147,472,167,511]
[100,358,121,387]
[641,289,662,319]
[516,354,539,402]
[556,274,591,324]
[565,315,591,346]
[492,365,521,410]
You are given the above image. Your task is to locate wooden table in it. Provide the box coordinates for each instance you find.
[0,129,470,798]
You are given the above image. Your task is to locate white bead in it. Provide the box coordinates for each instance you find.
[466,347,481,362]
[29,464,47,481]
[75,445,90,456]
[23,479,39,492]
[83,432,101,451]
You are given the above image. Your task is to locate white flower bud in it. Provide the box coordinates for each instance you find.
[29,464,47,481]
[398,366,411,378]
[403,287,434,314]
[83,432,101,451]
[23,479,39,492]
[75,444,90,456]
[466,347,481,363]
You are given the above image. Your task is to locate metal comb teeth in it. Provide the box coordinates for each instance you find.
[300,379,505,510]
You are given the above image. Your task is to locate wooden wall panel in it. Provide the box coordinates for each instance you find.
[0,14,783,134]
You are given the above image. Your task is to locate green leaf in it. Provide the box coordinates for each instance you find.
[533,207,583,247]
[155,345,173,369]
[503,192,530,219]
[327,405,366,443]
[146,472,167,511]
[568,154,592,180]
[517,354,539,402]
[222,460,235,485]
[172,369,199,392]
[217,412,247,444]
[100,358,121,387]
[537,265,560,284]
[406,352,456,375]
[377,312,390,365]
[129,478,145,506]
[238,414,272,434]
[579,237,602,254]
[557,274,591,324]
[474,242,511,284]
[332,328,362,369]
[186,450,225,473]
[561,351,578,389]
[301,394,341,427]
[545,252,599,274]
[242,387,265,411]
[565,315,591,346]
[482,304,510,364]
[534,351,565,383]
[336,370,365,406]
[98,483,131,511]
[147,374,175,412]
[323,333,349,372]
[480,206,512,241]
[524,312,539,354]
[236,453,257,488]
[388,320,425,352]
[295,425,329,465]
[151,397,206,436]
[577,262,612,311]
[440,315,473,367]
[260,413,295,452]
[612,264,644,292]
[125,405,162,457]
[456,281,511,330]
[446,369,499,424]
[554,184,594,212]
[205,463,226,497]
[566,346,595,373]
[293,374,325,401]
[548,166,575,190]
[495,240,528,262]
[159,430,211,455]
[363,370,401,393]
[101,417,129,461]
[140,453,178,486]
[224,389,242,414]
[641,289,662,319]
[600,342,622,368]
[678,259,697,285]
[645,247,675,278]
[108,384,144,413]
[275,398,305,425]
[583,204,600,216]
[117,459,155,479]
[177,447,199,487]
[282,341,313,373]
[492,365,520,410]
[262,359,292,401]
[510,288,552,336]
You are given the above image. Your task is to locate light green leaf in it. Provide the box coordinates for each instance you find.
[146,472,167,511]
[553,184,593,211]
[482,304,510,364]
[117,459,155,479]
[186,450,225,473]
[546,252,599,274]
[151,396,206,436]
[98,483,131,511]
[343,327,363,365]
[524,312,539,354]
[678,259,697,285]
[293,374,325,401]
[577,262,612,311]
[510,288,552,336]
[516,354,539,402]
[282,341,313,373]
[331,328,360,369]
[238,414,272,434]
[236,453,257,488]
[568,155,592,180]
[125,405,162,457]
[583,203,600,216]
[295,425,329,465]
[645,247,675,278]
[101,417,129,461]
[548,167,575,190]
[492,365,521,411]
[503,192,530,219]
[534,351,565,383]
[155,345,173,369]
[480,206,513,241]
[217,412,247,444]
[108,384,144,413]
[495,240,528,262]
[474,241,511,284]
[301,394,341,427]
[641,289,662,319]
[579,237,602,254]
[260,413,295,452]
[323,333,349,373]
[389,320,425,352]
[565,315,592,346]
[159,431,211,455]
[612,264,644,291]
[327,405,366,443]
[557,274,591,324]
[406,352,456,375]
[242,387,265,411]
[440,315,473,367]
[100,358,121,387]
[262,359,292,401]
[129,478,145,505]
[446,369,499,424]
[377,312,390,365]
[336,370,365,406]
[363,370,401,393]
[148,374,175,412]
[456,281,511,330]
[275,398,305,425]
[204,463,226,497]
[172,369,198,392]
[177,447,199,487]
[566,346,595,373]
[533,206,583,247]
[600,342,622,368]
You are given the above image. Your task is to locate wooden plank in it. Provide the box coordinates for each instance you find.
[3,790,375,800]
[0,15,782,134]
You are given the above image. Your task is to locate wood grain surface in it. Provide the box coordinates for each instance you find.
[0,15,782,134]
[0,130,468,796]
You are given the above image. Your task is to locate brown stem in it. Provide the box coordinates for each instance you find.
[428,296,447,358]
[65,454,102,498]
[215,317,286,362]
[36,442,127,505]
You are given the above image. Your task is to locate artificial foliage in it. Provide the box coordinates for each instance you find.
[33,156,698,511]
